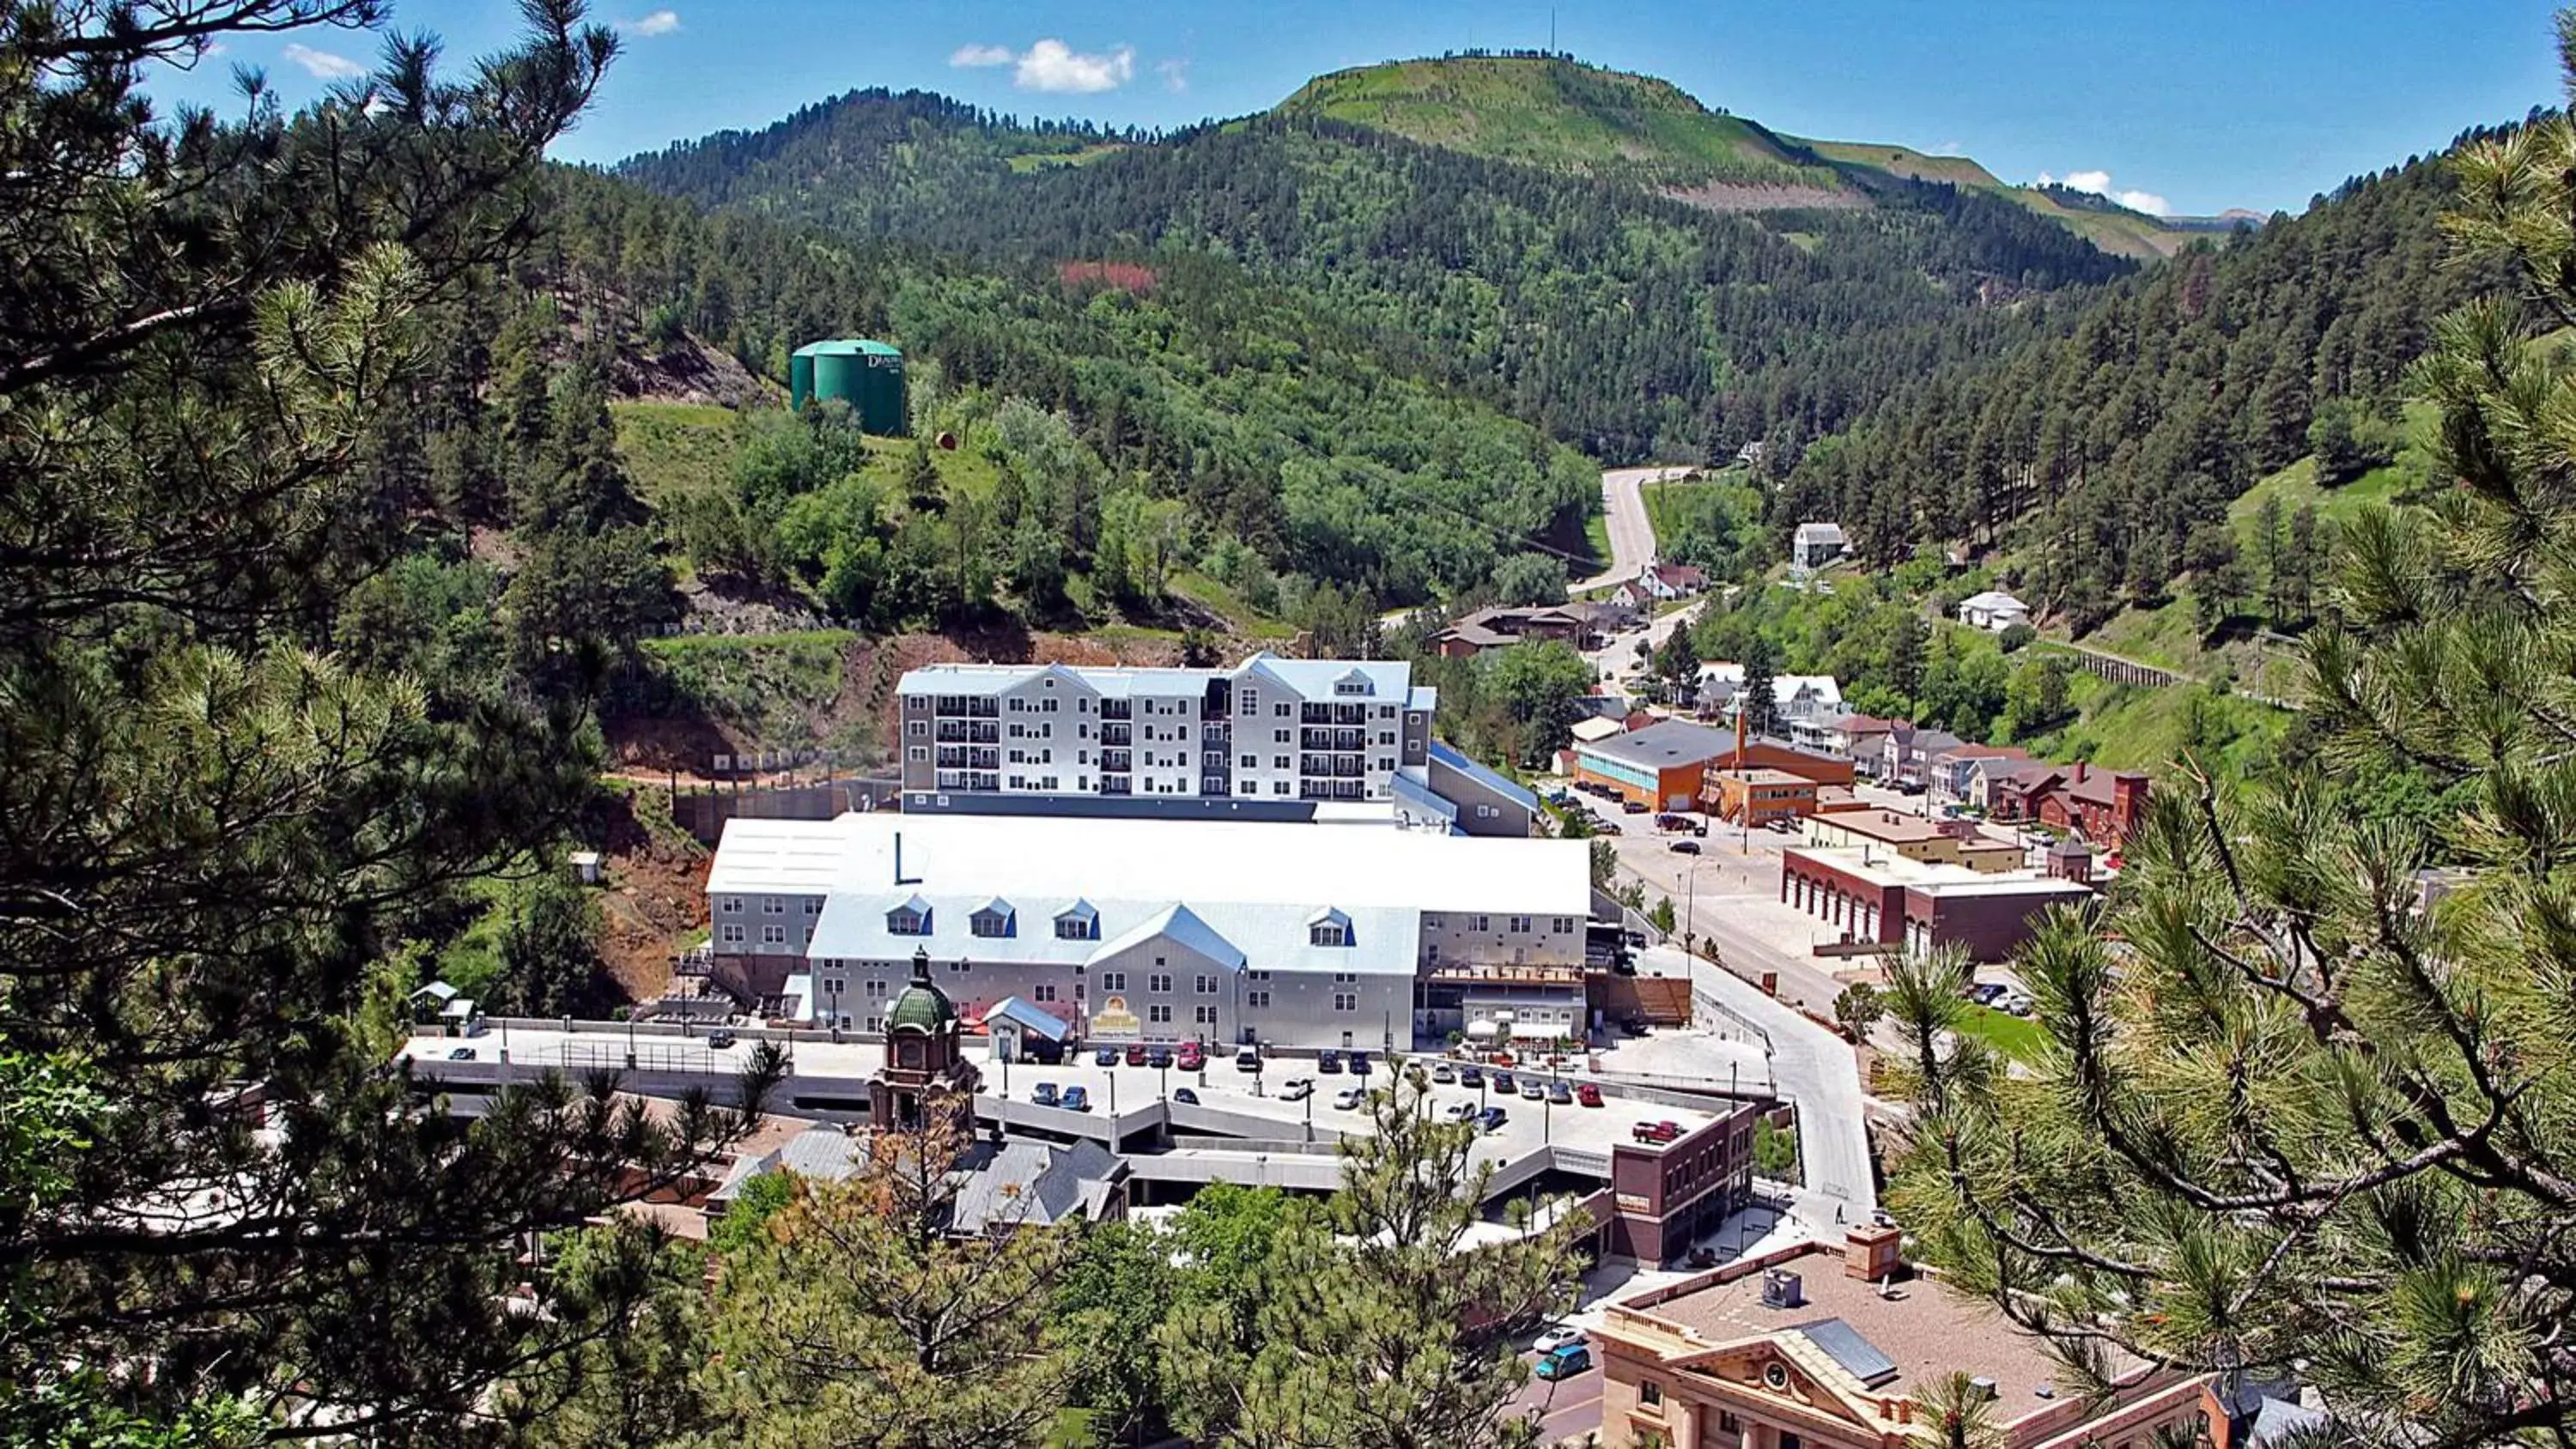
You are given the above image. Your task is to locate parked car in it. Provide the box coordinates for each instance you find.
[1095,1046,1121,1067]
[1279,1077,1314,1102]
[1967,982,2007,1006]
[708,1029,737,1050]
[1621,800,1649,815]
[1349,1052,1371,1076]
[1031,1083,1060,1107]
[1533,1325,1585,1355]
[1443,1101,1478,1122]
[1457,1065,1484,1088]
[1577,1082,1604,1108]
[1547,1081,1574,1105]
[1669,839,1701,855]
[1125,1043,1150,1067]
[1317,1049,1344,1074]
[1520,1079,1546,1100]
[1146,1045,1174,1070]
[1631,1119,1683,1144]
[1061,1085,1091,1113]
[1332,1087,1366,1111]
[446,1046,477,1061]
[1431,1063,1457,1084]
[1492,1071,1516,1094]
[1477,1106,1510,1132]
[1235,1045,1263,1071]
[2002,992,2036,1017]
[1172,1088,1200,1106]
[1176,1042,1205,1071]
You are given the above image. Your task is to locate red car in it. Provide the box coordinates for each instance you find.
[1576,1082,1603,1108]
[1124,1043,1149,1066]
[1176,1042,1205,1071]
[1631,1119,1683,1144]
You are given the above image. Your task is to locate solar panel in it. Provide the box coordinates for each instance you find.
[1794,1319,1900,1387]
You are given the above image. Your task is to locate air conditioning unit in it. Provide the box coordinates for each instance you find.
[1968,1376,1999,1401]
[1760,1269,1804,1309]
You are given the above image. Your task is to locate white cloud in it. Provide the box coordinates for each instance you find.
[2033,167,2171,217]
[949,43,1016,67]
[625,9,681,36]
[282,42,366,80]
[1933,139,1962,156]
[1156,57,1189,93]
[1013,39,1134,93]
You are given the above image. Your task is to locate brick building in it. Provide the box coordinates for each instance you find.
[1781,846,2098,961]
[1707,768,1817,828]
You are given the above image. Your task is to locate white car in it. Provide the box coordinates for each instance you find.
[1443,1101,1477,1122]
[1279,1078,1314,1102]
[1431,1063,1457,1084]
[1333,1087,1366,1111]
[1533,1325,1585,1355]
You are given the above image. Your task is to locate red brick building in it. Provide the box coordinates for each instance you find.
[2038,761,2149,850]
[1603,1100,1761,1264]
[1781,846,2099,962]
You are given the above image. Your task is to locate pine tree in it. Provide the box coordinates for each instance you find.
[1738,634,1779,737]
[0,5,776,1441]
[1890,44,2576,1441]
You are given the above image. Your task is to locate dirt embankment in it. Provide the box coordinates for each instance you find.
[1662,181,1868,214]
[581,788,712,1003]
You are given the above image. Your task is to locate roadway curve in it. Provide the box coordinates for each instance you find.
[1576,465,1698,592]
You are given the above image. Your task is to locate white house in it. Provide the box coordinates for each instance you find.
[1694,664,1843,726]
[1790,522,1847,573]
[1955,590,2032,633]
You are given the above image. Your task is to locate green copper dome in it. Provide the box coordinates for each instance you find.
[886,947,957,1034]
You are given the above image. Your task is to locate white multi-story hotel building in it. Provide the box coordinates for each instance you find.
[896,654,1436,813]
[703,809,1591,1051]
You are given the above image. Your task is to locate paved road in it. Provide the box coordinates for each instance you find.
[1574,465,1698,592]
[1637,943,1878,1226]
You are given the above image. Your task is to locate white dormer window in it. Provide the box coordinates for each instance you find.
[1307,905,1353,948]
[969,899,1015,939]
[887,894,933,937]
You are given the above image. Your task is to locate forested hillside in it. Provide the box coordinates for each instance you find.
[620,89,2135,461]
[1772,133,2511,631]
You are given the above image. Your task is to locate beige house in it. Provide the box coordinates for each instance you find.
[1594,1229,2219,1449]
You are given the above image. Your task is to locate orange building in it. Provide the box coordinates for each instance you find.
[1706,768,1818,828]
[1574,720,1855,811]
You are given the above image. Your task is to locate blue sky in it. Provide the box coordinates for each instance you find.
[161,0,2564,216]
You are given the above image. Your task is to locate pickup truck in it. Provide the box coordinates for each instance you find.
[1631,1119,1684,1144]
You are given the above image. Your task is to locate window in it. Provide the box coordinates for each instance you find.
[1477,804,1496,818]
[719,896,744,915]
[1424,915,1442,930]
[1034,983,1058,1003]
[1333,971,1357,984]
[1100,972,1126,991]
[1274,703,1291,717]
[1274,729,1290,744]
[1509,915,1532,933]
[760,924,786,946]
[719,923,744,946]
[805,898,822,915]
[1194,974,1218,994]
[1248,990,1272,1009]
[1553,916,1576,934]
[908,745,928,762]
[1274,755,1291,769]
[864,979,888,998]
[866,1016,882,1034]
[1717,1412,1741,1436]
[970,909,1013,939]
[1240,754,1256,768]
[948,958,970,974]
[1148,1003,1173,1025]
[762,898,785,914]
[906,719,927,737]
[1054,916,1096,941]
[1310,923,1347,948]
[1194,1004,1218,1025]
[887,906,930,937]
[1333,993,1357,1012]
[1148,973,1173,993]
[1471,915,1491,933]
[1378,731,1394,746]
[1248,969,1272,981]
[1638,1382,1663,1409]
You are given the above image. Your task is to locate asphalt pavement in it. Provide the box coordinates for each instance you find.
[1574,464,1696,592]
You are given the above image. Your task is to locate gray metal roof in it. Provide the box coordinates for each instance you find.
[1429,740,1538,811]
[1576,718,1735,770]
[948,1137,1124,1234]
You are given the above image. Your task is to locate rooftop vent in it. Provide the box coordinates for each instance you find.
[1760,1269,1804,1309]
[1968,1375,1999,1401]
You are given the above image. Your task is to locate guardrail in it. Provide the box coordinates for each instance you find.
[1688,988,1776,1058]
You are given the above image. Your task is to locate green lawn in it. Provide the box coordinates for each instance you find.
[1583,508,1613,568]
[1168,569,1296,640]
[1954,1003,2048,1064]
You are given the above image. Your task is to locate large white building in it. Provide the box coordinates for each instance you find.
[703,809,1591,1052]
[897,655,1435,813]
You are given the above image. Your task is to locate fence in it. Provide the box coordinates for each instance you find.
[1688,986,1777,1058]
[669,778,900,846]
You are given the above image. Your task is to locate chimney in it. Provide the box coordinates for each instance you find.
[2074,761,2088,785]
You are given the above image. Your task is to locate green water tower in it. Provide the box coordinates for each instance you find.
[790,338,907,435]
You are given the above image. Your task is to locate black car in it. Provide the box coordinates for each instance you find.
[1146,1046,1174,1070]
[447,1046,477,1062]
[1348,1052,1371,1076]
[1095,1046,1121,1067]
[707,1029,737,1050]
[1669,839,1701,855]
[1172,1088,1200,1106]
[1458,1065,1484,1088]
[1317,1049,1344,1074]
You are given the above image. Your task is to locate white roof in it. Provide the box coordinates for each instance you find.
[1696,664,1841,709]
[894,652,1420,706]
[1959,590,2029,613]
[1569,717,1626,743]
[1794,522,1845,543]
[724,810,1588,981]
